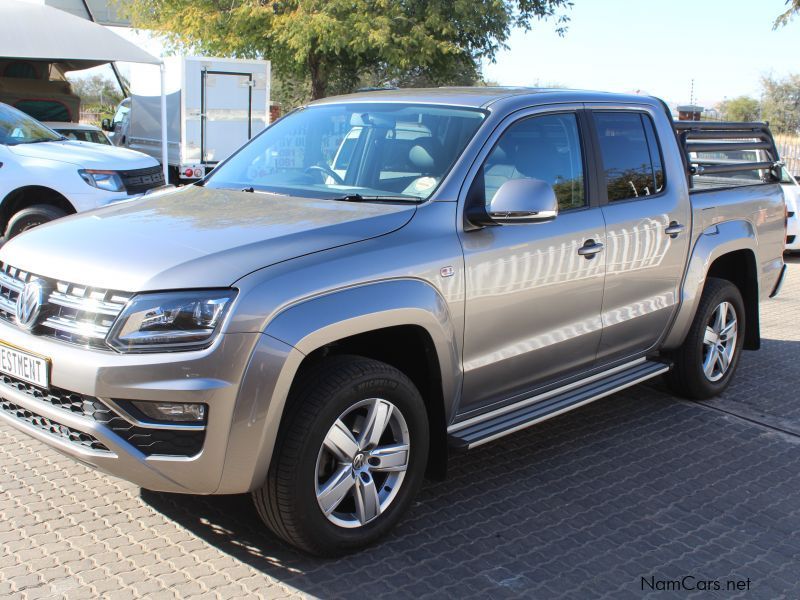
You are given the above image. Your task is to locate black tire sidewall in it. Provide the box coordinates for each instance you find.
[277,362,429,554]
[6,205,67,239]
[681,279,746,398]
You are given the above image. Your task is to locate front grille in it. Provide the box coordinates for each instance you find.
[0,262,131,349]
[0,398,110,452]
[0,374,205,457]
[119,165,165,195]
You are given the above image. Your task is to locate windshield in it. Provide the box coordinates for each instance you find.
[204,103,486,202]
[58,129,111,145]
[0,103,63,145]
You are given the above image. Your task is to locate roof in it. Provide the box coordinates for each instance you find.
[309,86,665,110]
[0,1,160,70]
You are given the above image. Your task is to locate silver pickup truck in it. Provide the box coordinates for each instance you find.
[0,88,787,556]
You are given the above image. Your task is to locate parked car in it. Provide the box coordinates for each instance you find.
[106,56,270,182]
[0,102,165,239]
[780,169,799,253]
[689,145,799,252]
[0,89,786,556]
[43,122,112,146]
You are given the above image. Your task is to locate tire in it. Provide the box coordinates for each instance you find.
[5,204,67,239]
[253,355,429,556]
[666,277,746,400]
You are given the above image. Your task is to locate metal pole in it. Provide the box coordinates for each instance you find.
[78,0,128,96]
[160,63,169,183]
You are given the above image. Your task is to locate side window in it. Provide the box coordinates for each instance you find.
[482,113,586,211]
[593,112,665,201]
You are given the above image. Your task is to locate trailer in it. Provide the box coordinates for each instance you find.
[107,56,270,181]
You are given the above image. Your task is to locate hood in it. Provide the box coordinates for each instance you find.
[0,186,416,292]
[9,140,158,169]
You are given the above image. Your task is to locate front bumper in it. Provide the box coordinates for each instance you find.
[0,319,267,494]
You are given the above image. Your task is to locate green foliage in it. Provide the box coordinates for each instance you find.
[760,73,800,134]
[67,74,124,108]
[774,0,800,28]
[120,0,572,103]
[718,96,761,123]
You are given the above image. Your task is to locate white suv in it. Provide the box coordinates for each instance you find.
[0,102,164,240]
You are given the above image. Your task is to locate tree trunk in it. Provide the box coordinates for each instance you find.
[308,52,327,100]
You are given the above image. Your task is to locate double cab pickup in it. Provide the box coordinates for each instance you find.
[0,88,787,555]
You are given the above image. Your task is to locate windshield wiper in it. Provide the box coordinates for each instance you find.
[22,138,62,144]
[331,194,421,203]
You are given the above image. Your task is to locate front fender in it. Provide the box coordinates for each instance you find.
[216,278,461,493]
[266,279,460,400]
[662,219,756,350]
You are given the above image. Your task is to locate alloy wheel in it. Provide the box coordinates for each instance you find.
[701,301,738,382]
[315,398,410,528]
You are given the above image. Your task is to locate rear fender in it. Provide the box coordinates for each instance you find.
[662,220,757,350]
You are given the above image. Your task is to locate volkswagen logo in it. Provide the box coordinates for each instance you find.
[16,279,45,330]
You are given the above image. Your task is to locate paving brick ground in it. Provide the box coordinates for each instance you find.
[2,258,799,599]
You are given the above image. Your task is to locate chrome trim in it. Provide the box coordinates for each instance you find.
[448,358,647,434]
[0,296,15,315]
[0,271,23,292]
[48,291,125,316]
[41,316,109,339]
[462,364,670,449]
[102,398,207,432]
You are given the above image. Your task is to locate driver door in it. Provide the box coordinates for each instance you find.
[458,108,607,415]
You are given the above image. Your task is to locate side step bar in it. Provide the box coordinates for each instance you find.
[448,358,670,450]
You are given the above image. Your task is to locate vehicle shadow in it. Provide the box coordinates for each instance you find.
[140,342,800,600]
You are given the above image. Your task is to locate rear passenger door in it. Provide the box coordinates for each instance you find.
[586,106,692,363]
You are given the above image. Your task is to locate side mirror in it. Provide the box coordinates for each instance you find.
[487,178,558,224]
[101,118,112,131]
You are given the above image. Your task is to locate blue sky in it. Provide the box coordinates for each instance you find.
[482,0,799,107]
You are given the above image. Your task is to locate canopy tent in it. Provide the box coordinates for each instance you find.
[1,0,168,180]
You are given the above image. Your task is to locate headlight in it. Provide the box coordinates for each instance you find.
[78,169,125,192]
[106,290,236,353]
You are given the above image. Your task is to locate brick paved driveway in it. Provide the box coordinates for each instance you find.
[2,259,799,599]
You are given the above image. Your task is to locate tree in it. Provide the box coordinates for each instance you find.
[760,73,800,134]
[121,0,572,103]
[774,0,800,28]
[718,96,760,122]
[66,74,124,108]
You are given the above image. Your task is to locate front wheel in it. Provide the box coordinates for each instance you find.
[253,355,429,556]
[666,277,746,399]
[5,204,67,239]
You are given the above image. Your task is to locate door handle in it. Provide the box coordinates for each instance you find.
[578,240,604,258]
[665,221,685,238]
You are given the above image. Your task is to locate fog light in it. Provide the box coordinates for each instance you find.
[130,401,207,423]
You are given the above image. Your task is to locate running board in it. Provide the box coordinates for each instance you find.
[448,358,670,450]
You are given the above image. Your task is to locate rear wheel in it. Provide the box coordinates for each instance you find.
[5,204,67,239]
[666,278,745,399]
[253,355,429,556]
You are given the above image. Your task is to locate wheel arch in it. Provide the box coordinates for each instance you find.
[218,279,462,493]
[662,220,760,350]
[0,185,76,234]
